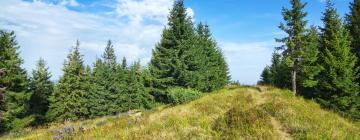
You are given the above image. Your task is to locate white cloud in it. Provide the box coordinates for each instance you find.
[186,8,194,20]
[60,0,80,7]
[0,0,186,80]
[219,41,277,85]
[115,0,195,24]
[0,0,274,85]
[116,0,174,24]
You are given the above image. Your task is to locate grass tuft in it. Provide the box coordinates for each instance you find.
[1,86,359,140]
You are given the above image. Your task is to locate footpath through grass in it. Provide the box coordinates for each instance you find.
[1,86,359,140]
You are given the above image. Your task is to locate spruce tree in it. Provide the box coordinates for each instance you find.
[317,1,359,119]
[125,61,152,110]
[212,43,230,90]
[346,0,360,59]
[47,41,89,121]
[267,52,291,88]
[184,23,229,92]
[29,58,53,124]
[101,40,124,114]
[196,23,229,91]
[148,0,195,102]
[0,30,32,132]
[88,41,127,116]
[0,30,28,92]
[103,40,117,68]
[87,58,109,117]
[346,0,360,115]
[122,57,127,69]
[298,26,322,97]
[277,0,308,95]
[259,66,272,85]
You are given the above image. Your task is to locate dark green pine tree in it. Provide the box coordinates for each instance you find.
[88,40,126,116]
[346,0,360,60]
[148,0,195,102]
[262,51,291,88]
[101,40,125,114]
[0,31,28,92]
[87,58,108,117]
[47,41,89,121]
[258,66,272,85]
[184,23,227,92]
[0,30,32,132]
[215,49,231,89]
[122,57,127,69]
[29,58,53,125]
[317,1,359,119]
[277,0,308,95]
[103,40,117,68]
[83,65,95,116]
[125,61,152,110]
[192,23,230,92]
[298,26,322,97]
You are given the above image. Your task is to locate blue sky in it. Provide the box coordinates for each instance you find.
[0,0,352,84]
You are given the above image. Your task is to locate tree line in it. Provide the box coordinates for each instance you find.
[0,0,229,133]
[259,0,360,120]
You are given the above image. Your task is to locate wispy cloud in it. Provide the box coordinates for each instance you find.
[0,0,276,84]
[59,0,81,7]
[0,0,183,79]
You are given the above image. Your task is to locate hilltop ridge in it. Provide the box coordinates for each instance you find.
[1,86,359,140]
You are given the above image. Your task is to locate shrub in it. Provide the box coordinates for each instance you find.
[166,87,203,105]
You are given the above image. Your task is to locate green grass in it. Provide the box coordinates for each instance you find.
[263,88,360,140]
[1,86,359,140]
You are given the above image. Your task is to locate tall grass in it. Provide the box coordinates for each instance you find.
[263,88,360,140]
[1,86,359,140]
[78,87,252,139]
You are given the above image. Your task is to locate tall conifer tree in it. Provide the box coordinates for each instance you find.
[148,0,195,101]
[298,26,322,97]
[0,30,32,132]
[87,58,108,117]
[197,23,230,91]
[260,52,291,88]
[125,61,152,110]
[277,0,308,95]
[317,1,359,118]
[122,57,127,69]
[29,58,53,124]
[259,66,273,85]
[346,0,360,59]
[184,23,229,92]
[47,41,89,121]
[88,41,127,116]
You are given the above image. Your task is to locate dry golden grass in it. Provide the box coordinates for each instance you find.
[1,86,359,140]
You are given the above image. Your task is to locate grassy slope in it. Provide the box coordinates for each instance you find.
[1,86,359,140]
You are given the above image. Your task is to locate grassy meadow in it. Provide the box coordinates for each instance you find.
[1,86,359,140]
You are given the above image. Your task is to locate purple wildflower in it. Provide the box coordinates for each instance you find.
[53,134,62,140]
[63,125,75,134]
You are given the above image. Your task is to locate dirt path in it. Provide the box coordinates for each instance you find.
[251,86,293,140]
[270,117,293,140]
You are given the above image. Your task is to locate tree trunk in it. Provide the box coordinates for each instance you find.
[292,61,297,96]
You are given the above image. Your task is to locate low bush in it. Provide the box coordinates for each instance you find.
[166,87,203,105]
